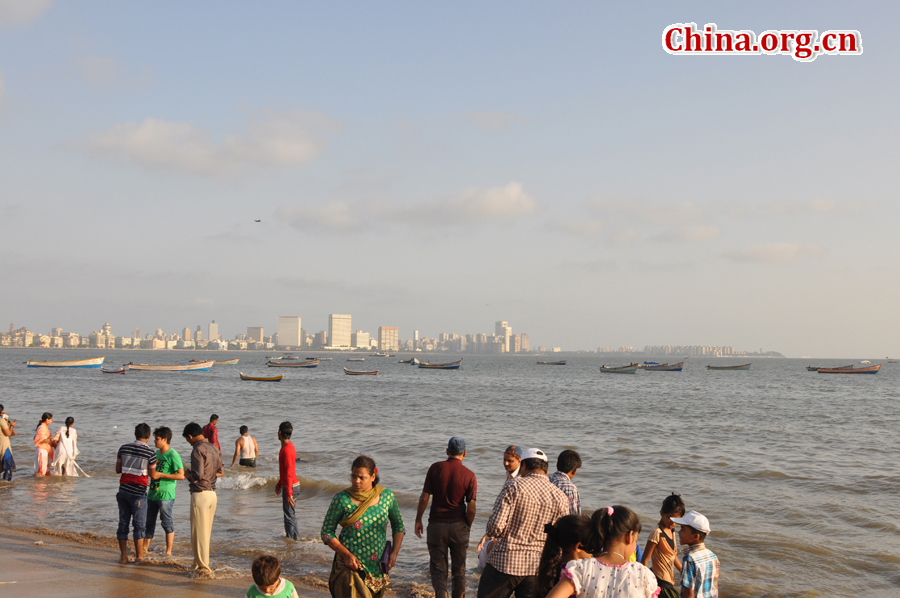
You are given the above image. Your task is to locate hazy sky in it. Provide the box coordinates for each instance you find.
[1,1,897,357]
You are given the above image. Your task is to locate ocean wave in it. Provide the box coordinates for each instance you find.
[218,474,277,490]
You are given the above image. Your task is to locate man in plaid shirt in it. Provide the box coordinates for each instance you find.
[476,448,570,598]
[547,449,582,515]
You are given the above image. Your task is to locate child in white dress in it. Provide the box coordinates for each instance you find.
[51,417,79,476]
[547,505,659,598]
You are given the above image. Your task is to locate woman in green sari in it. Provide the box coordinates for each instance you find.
[322,455,405,598]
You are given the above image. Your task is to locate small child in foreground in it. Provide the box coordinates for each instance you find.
[247,555,299,598]
[641,493,685,598]
[671,511,719,598]
[535,514,592,598]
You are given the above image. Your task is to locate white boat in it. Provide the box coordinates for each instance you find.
[26,357,105,368]
[125,360,214,372]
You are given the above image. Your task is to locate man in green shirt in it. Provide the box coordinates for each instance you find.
[142,426,185,556]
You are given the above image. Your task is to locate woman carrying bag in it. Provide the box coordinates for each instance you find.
[321,455,405,598]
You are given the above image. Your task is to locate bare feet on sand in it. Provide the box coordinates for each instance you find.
[118,556,130,564]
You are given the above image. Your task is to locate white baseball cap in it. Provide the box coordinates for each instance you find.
[671,510,711,535]
[521,448,548,462]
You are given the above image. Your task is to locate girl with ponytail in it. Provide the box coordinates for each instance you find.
[546,506,660,598]
[534,514,591,598]
[52,416,80,476]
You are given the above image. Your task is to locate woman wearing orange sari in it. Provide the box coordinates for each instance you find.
[34,413,56,476]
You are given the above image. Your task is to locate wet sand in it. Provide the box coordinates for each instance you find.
[0,527,331,598]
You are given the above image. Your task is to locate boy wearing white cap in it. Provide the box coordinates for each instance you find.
[671,511,719,598]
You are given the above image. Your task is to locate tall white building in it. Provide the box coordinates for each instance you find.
[328,314,352,348]
[351,330,370,349]
[495,320,511,353]
[278,315,302,347]
[208,321,219,342]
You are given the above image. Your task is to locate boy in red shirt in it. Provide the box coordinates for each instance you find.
[274,421,300,540]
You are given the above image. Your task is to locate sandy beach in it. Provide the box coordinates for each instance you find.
[0,526,331,598]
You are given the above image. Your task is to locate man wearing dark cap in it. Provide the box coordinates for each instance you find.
[415,437,478,598]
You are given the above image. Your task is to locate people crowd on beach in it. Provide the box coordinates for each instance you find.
[1,405,721,598]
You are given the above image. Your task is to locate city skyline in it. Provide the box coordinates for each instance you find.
[1,4,896,358]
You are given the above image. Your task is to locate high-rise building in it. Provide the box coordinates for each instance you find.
[510,334,521,353]
[51,327,63,337]
[278,316,301,347]
[520,333,529,352]
[327,314,352,348]
[413,330,419,349]
[195,325,202,342]
[313,331,327,347]
[208,321,219,342]
[378,326,399,352]
[351,330,370,349]
[247,327,264,343]
[495,321,511,353]
[182,327,192,341]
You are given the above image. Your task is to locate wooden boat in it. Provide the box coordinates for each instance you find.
[26,356,105,368]
[371,352,387,357]
[807,364,853,372]
[537,360,567,365]
[240,372,283,381]
[398,357,421,365]
[215,358,240,365]
[818,363,882,374]
[600,363,639,374]
[126,360,214,372]
[347,358,365,362]
[418,359,462,370]
[644,361,684,372]
[267,359,319,368]
[706,363,752,371]
[343,367,378,376]
[101,367,126,374]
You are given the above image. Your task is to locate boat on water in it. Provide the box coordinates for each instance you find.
[419,359,462,370]
[644,361,685,372]
[101,367,126,374]
[239,372,284,382]
[26,356,105,368]
[806,364,853,372]
[126,360,214,372]
[398,358,420,365]
[818,363,882,374]
[267,360,319,368]
[215,358,240,365]
[348,358,365,362]
[706,364,752,371]
[309,357,333,361]
[537,360,567,365]
[600,363,639,374]
[370,352,388,357]
[343,368,378,376]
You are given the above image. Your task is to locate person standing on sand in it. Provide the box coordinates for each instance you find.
[414,437,477,598]
[33,413,56,476]
[115,423,157,564]
[274,422,300,540]
[51,417,80,476]
[203,414,221,452]
[143,427,185,557]
[232,425,259,467]
[183,422,224,576]
[0,404,18,481]
[476,448,570,598]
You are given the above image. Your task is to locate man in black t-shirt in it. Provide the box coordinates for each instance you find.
[415,437,478,598]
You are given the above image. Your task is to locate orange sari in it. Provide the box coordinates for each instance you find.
[33,423,54,475]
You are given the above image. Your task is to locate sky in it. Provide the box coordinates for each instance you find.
[1,1,897,358]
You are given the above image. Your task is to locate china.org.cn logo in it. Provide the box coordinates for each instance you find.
[662,23,862,62]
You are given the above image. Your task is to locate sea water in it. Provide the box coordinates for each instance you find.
[1,350,898,597]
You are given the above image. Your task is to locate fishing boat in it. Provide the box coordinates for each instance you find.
[267,359,319,368]
[310,357,333,361]
[399,357,421,365]
[343,367,378,376]
[818,363,882,374]
[537,360,567,365]
[706,364,752,371]
[215,358,240,365]
[240,372,284,382]
[600,363,639,374]
[418,359,462,370]
[370,352,388,357]
[26,356,105,368]
[347,358,365,362]
[806,364,853,372]
[644,361,684,372]
[101,367,126,374]
[126,360,214,372]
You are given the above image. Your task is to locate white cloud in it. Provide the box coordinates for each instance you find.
[464,110,529,131]
[726,243,824,263]
[279,182,538,233]
[655,225,720,243]
[547,219,604,236]
[0,0,51,27]
[588,198,705,226]
[80,110,340,176]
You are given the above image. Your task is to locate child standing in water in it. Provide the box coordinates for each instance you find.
[641,494,685,598]
[671,511,718,598]
[546,506,659,598]
[535,514,592,598]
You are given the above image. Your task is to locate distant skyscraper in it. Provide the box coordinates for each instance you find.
[182,327,192,341]
[247,327,264,343]
[134,327,141,339]
[313,331,327,347]
[51,327,63,337]
[520,333,529,352]
[328,314,352,348]
[495,321,511,353]
[195,325,202,342]
[414,329,419,349]
[278,316,301,347]
[351,330,370,348]
[208,320,219,342]
[378,326,399,352]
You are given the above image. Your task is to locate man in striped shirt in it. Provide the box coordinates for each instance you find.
[115,423,157,564]
[477,448,570,598]
[673,511,719,598]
